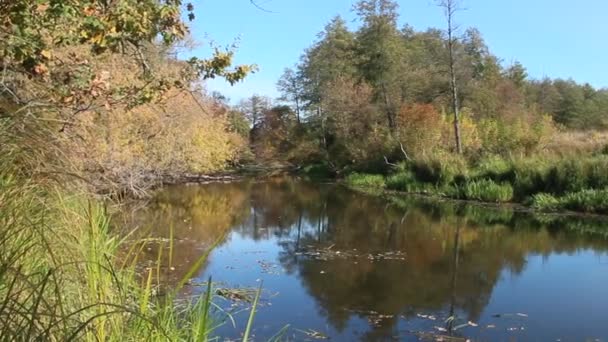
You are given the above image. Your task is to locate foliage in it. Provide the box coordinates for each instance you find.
[410,153,468,186]
[396,104,445,156]
[459,179,514,203]
[1,0,253,197]
[532,189,608,214]
[345,173,386,189]
[0,175,233,340]
[249,0,607,174]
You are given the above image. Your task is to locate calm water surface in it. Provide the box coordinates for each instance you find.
[120,178,608,341]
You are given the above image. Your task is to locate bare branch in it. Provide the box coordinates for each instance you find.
[250,0,276,13]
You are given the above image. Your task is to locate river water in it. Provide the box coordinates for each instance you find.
[119,177,608,341]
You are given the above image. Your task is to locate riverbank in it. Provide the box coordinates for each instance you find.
[0,165,265,340]
[331,153,608,216]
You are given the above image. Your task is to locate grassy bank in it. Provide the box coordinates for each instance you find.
[0,166,265,340]
[344,154,608,215]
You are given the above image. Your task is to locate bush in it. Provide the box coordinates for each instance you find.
[508,156,551,199]
[531,189,608,214]
[541,156,608,195]
[302,163,334,179]
[530,193,561,211]
[385,171,416,191]
[473,155,512,181]
[345,173,386,189]
[461,179,514,203]
[411,153,468,185]
[562,189,608,214]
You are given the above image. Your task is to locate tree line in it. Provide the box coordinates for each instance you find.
[236,0,607,171]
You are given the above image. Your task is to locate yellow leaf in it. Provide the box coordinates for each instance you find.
[40,50,52,60]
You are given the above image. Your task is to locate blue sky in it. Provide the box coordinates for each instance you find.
[186,0,607,103]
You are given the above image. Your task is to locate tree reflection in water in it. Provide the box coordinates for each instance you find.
[118,177,608,341]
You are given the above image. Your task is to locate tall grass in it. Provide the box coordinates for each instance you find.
[345,173,386,189]
[459,179,514,203]
[0,171,265,340]
[344,153,608,213]
[532,189,608,214]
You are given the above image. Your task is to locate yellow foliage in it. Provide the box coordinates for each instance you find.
[441,108,482,153]
[63,89,245,195]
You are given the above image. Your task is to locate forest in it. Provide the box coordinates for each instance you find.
[0,0,607,341]
[235,1,608,214]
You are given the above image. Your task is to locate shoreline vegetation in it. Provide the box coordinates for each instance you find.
[336,153,608,216]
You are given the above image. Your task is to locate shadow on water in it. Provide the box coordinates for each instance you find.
[116,177,608,341]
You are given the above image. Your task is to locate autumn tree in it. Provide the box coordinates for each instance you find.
[0,1,256,195]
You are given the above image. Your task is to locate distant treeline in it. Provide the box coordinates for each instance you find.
[234,0,607,171]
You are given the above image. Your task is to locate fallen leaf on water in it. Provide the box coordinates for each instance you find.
[296,329,329,340]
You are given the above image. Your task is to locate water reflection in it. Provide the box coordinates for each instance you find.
[118,177,608,341]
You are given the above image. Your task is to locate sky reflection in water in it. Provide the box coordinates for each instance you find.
[120,178,608,341]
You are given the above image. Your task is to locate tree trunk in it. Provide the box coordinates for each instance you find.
[445,0,463,154]
[381,83,396,132]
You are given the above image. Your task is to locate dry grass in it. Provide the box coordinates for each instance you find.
[545,130,608,155]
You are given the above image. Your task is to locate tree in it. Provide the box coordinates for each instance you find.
[0,0,254,123]
[277,67,304,123]
[299,16,358,153]
[354,0,405,131]
[300,16,358,113]
[505,61,528,89]
[239,95,272,129]
[437,0,464,154]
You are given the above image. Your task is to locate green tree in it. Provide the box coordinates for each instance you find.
[354,0,405,131]
[277,67,304,123]
[239,95,272,129]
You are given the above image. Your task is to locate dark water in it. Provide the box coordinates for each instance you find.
[120,177,608,341]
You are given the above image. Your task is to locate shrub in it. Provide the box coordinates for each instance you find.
[473,155,512,181]
[543,156,608,195]
[562,189,608,214]
[530,193,561,211]
[411,153,468,186]
[302,163,334,179]
[461,179,514,203]
[531,189,608,214]
[509,156,551,199]
[396,104,445,156]
[345,173,386,189]
[385,171,417,191]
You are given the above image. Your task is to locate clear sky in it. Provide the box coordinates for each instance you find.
[186,0,607,103]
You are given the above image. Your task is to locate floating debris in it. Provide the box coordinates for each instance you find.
[215,288,257,303]
[507,327,526,331]
[493,312,529,319]
[296,329,329,340]
[367,313,394,326]
[256,260,284,275]
[417,313,438,321]
[295,245,406,261]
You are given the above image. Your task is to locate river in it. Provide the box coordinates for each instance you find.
[118,177,608,341]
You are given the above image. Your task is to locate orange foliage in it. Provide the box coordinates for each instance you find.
[396,104,445,156]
